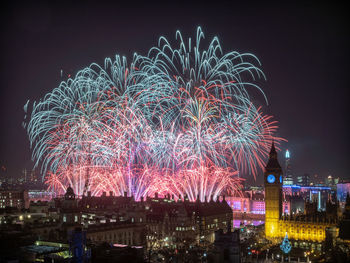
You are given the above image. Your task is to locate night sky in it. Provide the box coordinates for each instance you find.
[1,1,349,184]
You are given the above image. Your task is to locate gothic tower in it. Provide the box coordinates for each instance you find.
[264,142,283,240]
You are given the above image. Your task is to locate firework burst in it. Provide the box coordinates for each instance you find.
[25,27,284,200]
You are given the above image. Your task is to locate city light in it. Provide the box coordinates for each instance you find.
[285,149,290,159]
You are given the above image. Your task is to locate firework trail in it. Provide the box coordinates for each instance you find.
[25,27,284,200]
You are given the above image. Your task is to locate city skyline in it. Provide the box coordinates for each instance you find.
[0,1,349,183]
[1,2,350,262]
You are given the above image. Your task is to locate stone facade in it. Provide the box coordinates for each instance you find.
[264,143,338,245]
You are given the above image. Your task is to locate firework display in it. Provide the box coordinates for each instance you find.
[25,27,283,201]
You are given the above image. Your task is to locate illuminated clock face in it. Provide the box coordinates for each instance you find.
[267,174,275,183]
[280,175,283,183]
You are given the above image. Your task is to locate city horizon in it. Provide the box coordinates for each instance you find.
[0,1,349,263]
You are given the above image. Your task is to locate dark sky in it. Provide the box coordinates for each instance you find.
[1,0,349,184]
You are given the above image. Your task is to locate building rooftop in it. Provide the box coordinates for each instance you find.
[22,244,66,254]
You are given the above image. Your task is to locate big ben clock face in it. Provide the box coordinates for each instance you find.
[267,174,275,183]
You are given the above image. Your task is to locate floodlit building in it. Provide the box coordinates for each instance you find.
[264,143,338,250]
[28,190,53,202]
[226,192,265,215]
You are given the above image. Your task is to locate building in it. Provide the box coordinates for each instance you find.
[22,168,39,184]
[22,168,28,183]
[283,149,293,185]
[226,191,265,215]
[326,175,334,186]
[337,181,350,208]
[54,187,232,249]
[226,191,265,227]
[91,243,143,263]
[339,193,350,244]
[264,142,283,241]
[296,173,310,186]
[213,226,240,263]
[28,190,54,202]
[60,186,81,224]
[20,237,91,263]
[87,222,145,245]
[282,184,335,212]
[264,143,338,249]
[0,189,29,209]
[288,194,304,214]
[20,240,71,262]
[193,195,233,244]
[144,193,233,247]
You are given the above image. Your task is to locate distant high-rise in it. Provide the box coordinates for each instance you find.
[283,149,293,185]
[22,168,28,183]
[337,181,350,204]
[297,173,310,186]
[326,175,334,186]
[30,169,38,182]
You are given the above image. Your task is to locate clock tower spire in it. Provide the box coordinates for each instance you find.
[264,142,283,241]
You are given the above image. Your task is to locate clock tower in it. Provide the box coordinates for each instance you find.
[264,142,283,240]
